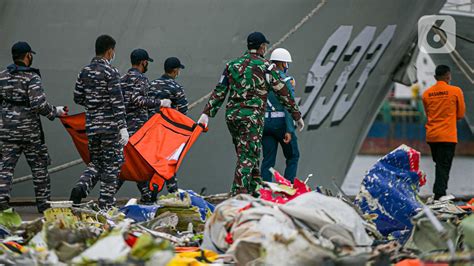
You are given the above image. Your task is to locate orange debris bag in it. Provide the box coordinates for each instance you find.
[60,108,205,192]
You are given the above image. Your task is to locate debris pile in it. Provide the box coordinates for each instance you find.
[0,145,473,265]
[0,191,220,265]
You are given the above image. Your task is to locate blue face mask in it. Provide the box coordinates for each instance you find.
[284,63,289,73]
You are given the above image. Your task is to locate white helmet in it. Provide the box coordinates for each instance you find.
[270,48,292,63]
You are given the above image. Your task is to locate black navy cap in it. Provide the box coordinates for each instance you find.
[247,32,270,47]
[164,57,185,71]
[11,41,36,55]
[131,48,153,63]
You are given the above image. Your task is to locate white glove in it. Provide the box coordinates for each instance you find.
[119,128,129,146]
[55,106,68,116]
[160,99,172,108]
[197,113,209,127]
[296,118,305,132]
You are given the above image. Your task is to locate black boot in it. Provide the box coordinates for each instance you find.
[70,186,86,206]
[166,176,178,193]
[434,194,445,201]
[37,202,51,213]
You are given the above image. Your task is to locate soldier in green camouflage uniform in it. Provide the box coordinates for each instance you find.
[198,32,304,195]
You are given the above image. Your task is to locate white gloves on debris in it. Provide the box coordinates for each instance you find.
[119,128,130,146]
[160,99,172,108]
[197,113,209,127]
[296,118,305,132]
[56,106,68,117]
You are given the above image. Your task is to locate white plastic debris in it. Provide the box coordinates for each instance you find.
[71,231,130,263]
[125,198,138,206]
[47,201,73,208]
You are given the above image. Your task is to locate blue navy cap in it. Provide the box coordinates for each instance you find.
[247,32,270,47]
[11,41,36,55]
[131,48,153,63]
[164,57,185,71]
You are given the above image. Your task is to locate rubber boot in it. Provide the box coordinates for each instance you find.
[37,202,51,213]
[166,177,178,194]
[70,186,86,206]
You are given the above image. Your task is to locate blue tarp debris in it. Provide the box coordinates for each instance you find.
[355,145,425,237]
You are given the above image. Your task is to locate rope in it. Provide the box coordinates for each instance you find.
[12,0,328,185]
[188,92,213,110]
[13,159,83,184]
[266,0,327,55]
[190,0,327,110]
[433,27,473,84]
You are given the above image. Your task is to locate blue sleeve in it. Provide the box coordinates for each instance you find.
[73,70,85,106]
[174,86,188,115]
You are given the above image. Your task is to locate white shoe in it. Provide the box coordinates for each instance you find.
[438,194,455,202]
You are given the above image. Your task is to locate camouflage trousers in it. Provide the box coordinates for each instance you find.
[0,140,51,212]
[116,179,153,204]
[225,118,263,196]
[71,134,124,209]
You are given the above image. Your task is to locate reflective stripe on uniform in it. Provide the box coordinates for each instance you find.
[265,111,286,118]
[267,99,275,111]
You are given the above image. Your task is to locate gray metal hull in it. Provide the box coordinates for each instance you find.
[0,0,444,198]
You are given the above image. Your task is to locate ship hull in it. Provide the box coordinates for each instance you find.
[0,0,444,197]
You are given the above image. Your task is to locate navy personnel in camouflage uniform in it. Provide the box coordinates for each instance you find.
[116,49,171,204]
[149,57,188,116]
[69,35,128,209]
[149,57,187,193]
[0,42,67,213]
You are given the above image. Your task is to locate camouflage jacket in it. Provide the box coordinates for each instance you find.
[0,63,57,143]
[74,57,126,136]
[203,50,301,124]
[149,74,188,115]
[120,68,160,134]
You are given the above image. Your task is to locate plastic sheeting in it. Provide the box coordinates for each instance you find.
[280,192,373,247]
[120,205,160,223]
[355,145,424,236]
[259,168,312,204]
[202,193,373,265]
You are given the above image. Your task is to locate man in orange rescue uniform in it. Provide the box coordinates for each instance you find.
[422,65,466,200]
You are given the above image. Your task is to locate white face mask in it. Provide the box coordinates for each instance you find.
[110,51,116,63]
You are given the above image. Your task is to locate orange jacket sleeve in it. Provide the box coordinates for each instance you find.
[457,88,466,120]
